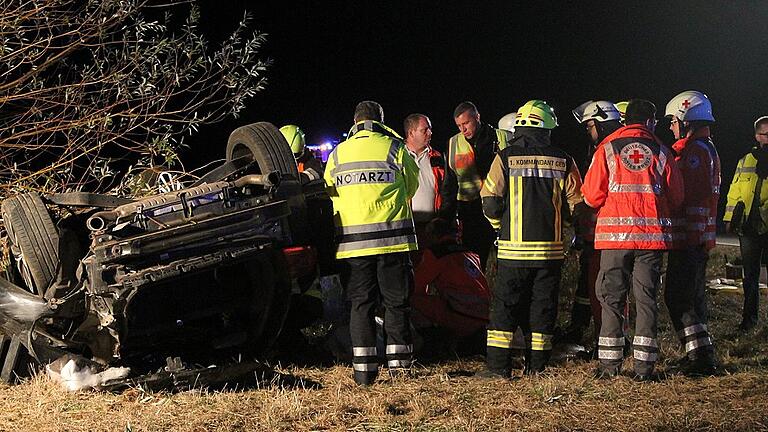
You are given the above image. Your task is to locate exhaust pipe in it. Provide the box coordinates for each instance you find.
[231,171,281,188]
[86,211,118,232]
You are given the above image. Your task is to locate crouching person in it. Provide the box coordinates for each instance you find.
[411,218,490,356]
[476,100,585,378]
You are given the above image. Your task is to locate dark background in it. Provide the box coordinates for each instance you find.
[194,1,768,185]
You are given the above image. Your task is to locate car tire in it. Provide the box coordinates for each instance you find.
[0,333,36,383]
[226,122,299,179]
[1,192,59,297]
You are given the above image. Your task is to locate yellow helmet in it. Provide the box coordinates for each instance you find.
[615,101,629,123]
[279,124,306,155]
[514,100,557,129]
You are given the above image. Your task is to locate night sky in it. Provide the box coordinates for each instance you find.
[195,1,768,185]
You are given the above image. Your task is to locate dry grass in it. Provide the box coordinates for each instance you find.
[1,246,767,432]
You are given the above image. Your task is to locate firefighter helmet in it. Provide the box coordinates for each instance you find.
[514,100,557,129]
[280,125,306,155]
[665,90,715,122]
[498,112,517,132]
[572,100,621,124]
[615,101,629,122]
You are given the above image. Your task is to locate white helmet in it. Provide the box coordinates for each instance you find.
[665,90,715,122]
[498,112,517,132]
[572,100,621,124]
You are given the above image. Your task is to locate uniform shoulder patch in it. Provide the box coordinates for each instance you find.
[619,142,652,171]
[686,153,701,169]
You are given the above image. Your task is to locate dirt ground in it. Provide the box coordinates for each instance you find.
[0,246,767,431]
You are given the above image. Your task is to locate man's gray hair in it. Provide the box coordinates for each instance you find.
[354,100,384,123]
[403,113,429,136]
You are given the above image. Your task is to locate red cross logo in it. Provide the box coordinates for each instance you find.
[681,99,691,109]
[629,149,645,164]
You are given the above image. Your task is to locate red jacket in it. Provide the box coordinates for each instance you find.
[671,127,720,250]
[582,124,685,250]
[413,245,489,323]
[427,147,445,212]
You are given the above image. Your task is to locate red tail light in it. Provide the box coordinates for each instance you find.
[282,245,317,279]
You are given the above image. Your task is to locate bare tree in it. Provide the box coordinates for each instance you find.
[0,0,270,198]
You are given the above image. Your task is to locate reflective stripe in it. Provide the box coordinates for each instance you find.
[508,168,566,179]
[707,217,716,225]
[336,219,415,236]
[725,205,735,213]
[597,217,683,227]
[497,240,563,250]
[575,296,591,306]
[678,323,708,338]
[685,336,712,353]
[701,232,716,241]
[594,232,684,242]
[633,336,658,348]
[497,250,564,260]
[634,350,658,362]
[388,359,412,368]
[599,349,624,360]
[353,347,377,357]
[353,362,379,372]
[385,344,413,355]
[738,166,756,174]
[608,183,658,194]
[686,207,709,216]
[713,186,720,194]
[336,234,417,252]
[599,337,625,347]
[531,333,553,351]
[687,222,706,231]
[330,161,398,177]
[487,330,514,349]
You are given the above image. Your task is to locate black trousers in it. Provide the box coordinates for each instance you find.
[339,252,413,384]
[458,199,495,268]
[665,247,714,360]
[597,249,662,376]
[739,234,768,328]
[486,261,561,373]
[570,243,596,330]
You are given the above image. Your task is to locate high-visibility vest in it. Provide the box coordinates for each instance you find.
[323,121,419,259]
[671,130,720,250]
[582,125,685,250]
[725,149,768,234]
[448,128,511,202]
[481,142,584,264]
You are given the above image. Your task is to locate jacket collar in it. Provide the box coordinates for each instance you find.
[348,120,403,141]
[672,126,712,154]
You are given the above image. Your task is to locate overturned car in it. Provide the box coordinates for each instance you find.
[0,122,334,387]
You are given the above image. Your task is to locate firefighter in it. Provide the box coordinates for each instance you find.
[280,124,324,181]
[562,101,624,347]
[583,99,684,381]
[724,115,768,332]
[440,101,514,267]
[663,90,719,375]
[476,100,585,377]
[323,101,419,385]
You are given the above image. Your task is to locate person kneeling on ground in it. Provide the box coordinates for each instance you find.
[411,218,490,357]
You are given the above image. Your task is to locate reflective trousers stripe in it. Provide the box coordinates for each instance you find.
[498,250,564,260]
[599,349,623,360]
[633,336,658,348]
[634,350,658,362]
[336,219,415,236]
[387,359,412,368]
[487,330,514,349]
[594,232,684,242]
[598,336,625,347]
[353,362,379,372]
[685,337,712,353]
[385,344,413,355]
[678,323,708,338]
[531,333,553,351]
[597,217,684,227]
[575,296,591,306]
[353,347,377,357]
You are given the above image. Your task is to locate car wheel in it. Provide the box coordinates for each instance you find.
[1,192,59,297]
[226,122,299,179]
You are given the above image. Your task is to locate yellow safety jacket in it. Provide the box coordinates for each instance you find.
[724,149,768,234]
[480,137,583,265]
[448,128,512,202]
[324,121,419,259]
